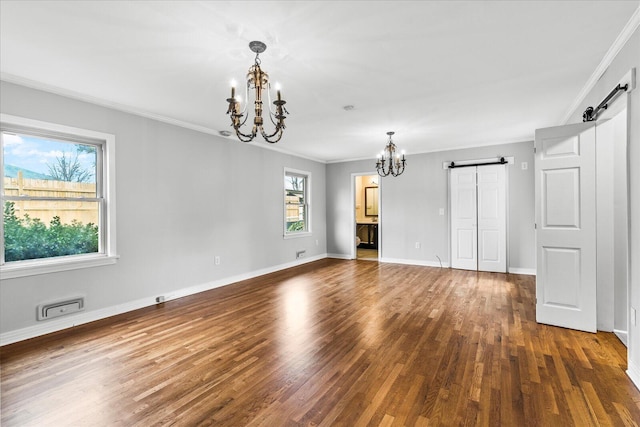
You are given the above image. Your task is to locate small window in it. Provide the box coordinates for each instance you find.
[1,114,117,278]
[284,168,311,237]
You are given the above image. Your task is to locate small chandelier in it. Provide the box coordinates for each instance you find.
[376,131,406,177]
[226,41,288,143]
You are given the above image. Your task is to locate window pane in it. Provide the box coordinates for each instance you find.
[286,204,306,232]
[285,175,305,193]
[2,132,97,195]
[284,171,309,234]
[3,199,100,262]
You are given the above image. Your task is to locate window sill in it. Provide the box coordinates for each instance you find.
[1,254,119,279]
[283,232,312,240]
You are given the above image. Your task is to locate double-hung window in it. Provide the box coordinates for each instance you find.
[1,114,117,278]
[284,168,311,237]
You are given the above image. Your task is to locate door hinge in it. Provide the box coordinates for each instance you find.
[533,146,537,154]
[534,223,537,229]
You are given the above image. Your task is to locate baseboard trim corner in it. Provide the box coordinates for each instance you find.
[627,360,640,391]
[614,329,628,347]
[379,257,449,268]
[327,253,352,260]
[507,267,536,276]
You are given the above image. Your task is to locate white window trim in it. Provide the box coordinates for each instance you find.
[283,167,312,239]
[0,114,118,279]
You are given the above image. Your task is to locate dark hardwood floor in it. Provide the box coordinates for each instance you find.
[2,259,639,426]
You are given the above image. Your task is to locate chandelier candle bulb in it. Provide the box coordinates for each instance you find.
[275,82,282,101]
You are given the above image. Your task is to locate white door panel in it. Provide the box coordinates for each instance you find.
[451,168,477,270]
[456,229,476,260]
[480,230,500,261]
[541,247,581,308]
[477,165,506,272]
[535,122,596,333]
[542,168,580,227]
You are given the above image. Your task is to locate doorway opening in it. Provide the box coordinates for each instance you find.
[596,105,629,346]
[353,174,379,261]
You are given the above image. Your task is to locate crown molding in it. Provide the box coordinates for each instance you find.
[327,138,533,165]
[0,74,326,164]
[560,6,640,125]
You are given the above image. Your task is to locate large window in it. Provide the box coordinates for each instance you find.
[284,168,311,237]
[1,114,117,278]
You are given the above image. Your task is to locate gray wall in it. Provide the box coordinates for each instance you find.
[326,141,535,272]
[563,26,640,386]
[0,81,327,338]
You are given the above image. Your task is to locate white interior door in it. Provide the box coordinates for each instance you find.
[450,168,477,270]
[535,122,597,333]
[477,165,506,272]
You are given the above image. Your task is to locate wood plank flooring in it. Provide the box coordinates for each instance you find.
[2,259,640,426]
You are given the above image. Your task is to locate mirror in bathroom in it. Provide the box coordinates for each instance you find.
[365,186,379,216]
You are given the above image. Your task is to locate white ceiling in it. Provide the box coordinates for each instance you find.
[1,1,638,162]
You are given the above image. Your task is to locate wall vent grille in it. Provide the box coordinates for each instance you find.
[37,297,84,321]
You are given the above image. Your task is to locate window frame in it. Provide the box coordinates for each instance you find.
[283,167,311,238]
[1,114,118,279]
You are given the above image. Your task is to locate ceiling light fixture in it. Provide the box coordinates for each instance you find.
[226,41,288,143]
[376,131,406,177]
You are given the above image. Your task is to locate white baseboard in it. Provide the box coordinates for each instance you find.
[327,253,352,260]
[627,360,640,391]
[614,329,628,347]
[0,253,328,346]
[379,257,534,274]
[379,257,449,268]
[507,267,536,275]
[0,296,154,347]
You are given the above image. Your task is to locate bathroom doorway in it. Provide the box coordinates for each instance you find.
[353,174,379,261]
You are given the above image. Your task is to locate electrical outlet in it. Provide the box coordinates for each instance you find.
[439,208,445,216]
[521,162,528,170]
[156,293,175,303]
[415,242,421,249]
[296,250,306,259]
[214,256,221,265]
[316,239,319,246]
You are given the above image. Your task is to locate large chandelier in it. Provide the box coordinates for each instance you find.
[376,131,406,177]
[226,41,288,143]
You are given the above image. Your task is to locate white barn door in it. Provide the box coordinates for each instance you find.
[450,165,506,272]
[450,168,478,270]
[535,122,597,333]
[477,165,506,272]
